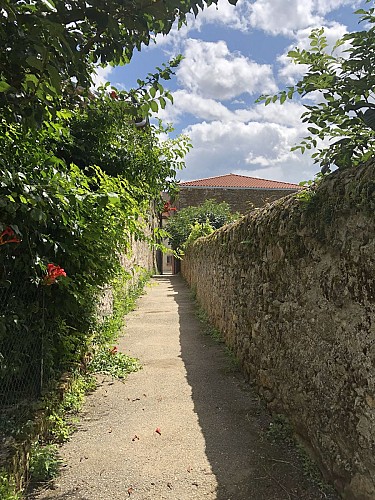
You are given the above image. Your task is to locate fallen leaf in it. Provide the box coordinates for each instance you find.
[155,428,161,435]
[167,482,172,489]
[128,487,134,495]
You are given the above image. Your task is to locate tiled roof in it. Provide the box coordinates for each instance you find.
[179,173,302,190]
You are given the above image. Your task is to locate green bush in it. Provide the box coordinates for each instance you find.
[166,199,238,251]
[29,444,61,484]
[184,221,214,248]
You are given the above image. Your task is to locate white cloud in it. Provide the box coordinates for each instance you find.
[314,0,360,15]
[162,89,306,126]
[162,90,233,122]
[248,0,359,36]
[249,0,323,36]
[92,65,114,88]
[180,119,316,183]
[177,39,277,100]
[193,0,250,32]
[153,0,251,52]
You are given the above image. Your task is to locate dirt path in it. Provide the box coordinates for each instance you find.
[31,275,336,500]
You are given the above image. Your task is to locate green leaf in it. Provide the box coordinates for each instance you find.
[26,55,44,71]
[0,81,11,92]
[150,100,158,113]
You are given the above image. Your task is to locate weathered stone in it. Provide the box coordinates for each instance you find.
[182,160,375,500]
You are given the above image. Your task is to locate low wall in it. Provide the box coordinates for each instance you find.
[182,162,375,499]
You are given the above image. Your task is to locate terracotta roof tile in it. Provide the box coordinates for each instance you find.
[179,173,303,190]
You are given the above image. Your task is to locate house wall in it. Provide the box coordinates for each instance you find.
[177,186,298,214]
[181,161,375,499]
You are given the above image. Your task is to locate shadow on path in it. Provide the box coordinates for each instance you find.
[164,274,336,500]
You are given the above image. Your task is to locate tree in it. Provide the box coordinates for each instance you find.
[0,0,236,126]
[166,199,238,251]
[257,3,375,173]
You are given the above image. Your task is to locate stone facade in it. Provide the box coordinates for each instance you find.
[182,161,375,499]
[176,186,299,214]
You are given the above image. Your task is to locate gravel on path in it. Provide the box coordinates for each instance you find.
[30,275,337,500]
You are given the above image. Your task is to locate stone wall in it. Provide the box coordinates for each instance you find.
[181,162,375,499]
[177,186,299,214]
[97,225,156,322]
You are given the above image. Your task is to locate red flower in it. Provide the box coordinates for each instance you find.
[43,263,67,285]
[0,226,21,246]
[110,91,118,100]
[163,202,177,213]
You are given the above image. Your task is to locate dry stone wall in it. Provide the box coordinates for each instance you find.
[182,161,375,500]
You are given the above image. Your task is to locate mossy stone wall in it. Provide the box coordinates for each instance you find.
[182,161,375,500]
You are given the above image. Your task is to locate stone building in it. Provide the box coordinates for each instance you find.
[176,173,302,214]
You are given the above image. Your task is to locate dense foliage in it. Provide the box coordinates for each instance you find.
[166,199,238,251]
[0,0,234,126]
[257,2,375,173]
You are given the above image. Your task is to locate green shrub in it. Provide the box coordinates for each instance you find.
[29,444,61,484]
[185,220,214,248]
[89,347,140,379]
[166,199,238,251]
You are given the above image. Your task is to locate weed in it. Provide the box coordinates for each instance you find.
[297,443,336,495]
[43,371,96,443]
[29,443,61,484]
[0,470,21,500]
[195,307,224,343]
[46,412,72,443]
[89,347,141,379]
[62,373,96,414]
[267,414,295,446]
[224,347,241,373]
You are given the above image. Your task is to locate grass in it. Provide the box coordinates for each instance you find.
[195,306,224,344]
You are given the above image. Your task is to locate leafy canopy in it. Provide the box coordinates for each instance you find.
[0,0,236,126]
[166,199,238,251]
[257,3,375,173]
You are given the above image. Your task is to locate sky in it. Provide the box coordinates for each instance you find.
[95,0,367,184]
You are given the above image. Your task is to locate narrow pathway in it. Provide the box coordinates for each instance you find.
[32,275,336,500]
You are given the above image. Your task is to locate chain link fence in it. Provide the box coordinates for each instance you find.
[0,252,50,442]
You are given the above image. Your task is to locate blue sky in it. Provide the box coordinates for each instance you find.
[95,0,366,184]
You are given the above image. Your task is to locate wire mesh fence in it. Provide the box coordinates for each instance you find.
[0,252,50,440]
